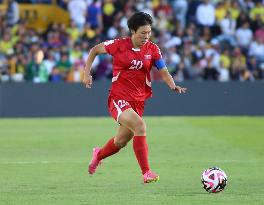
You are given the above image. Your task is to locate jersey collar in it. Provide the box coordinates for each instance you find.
[132,48,141,52]
[128,37,145,52]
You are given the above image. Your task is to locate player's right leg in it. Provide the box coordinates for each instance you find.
[88,125,133,175]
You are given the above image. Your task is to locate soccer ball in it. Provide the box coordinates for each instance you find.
[201,167,228,193]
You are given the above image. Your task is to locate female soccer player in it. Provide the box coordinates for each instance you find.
[83,12,187,183]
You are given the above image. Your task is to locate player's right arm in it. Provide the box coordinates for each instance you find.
[83,43,107,88]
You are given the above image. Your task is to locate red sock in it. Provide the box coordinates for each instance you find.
[97,137,120,160]
[133,136,150,174]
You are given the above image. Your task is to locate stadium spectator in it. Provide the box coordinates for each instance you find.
[86,0,103,31]
[106,19,120,39]
[228,0,241,21]
[6,0,19,26]
[68,0,87,32]
[196,0,215,27]
[247,56,263,79]
[182,22,197,44]
[173,60,190,82]
[235,21,253,51]
[215,1,227,23]
[42,52,56,76]
[181,45,195,78]
[54,52,72,81]
[93,55,112,80]
[220,49,232,71]
[154,0,173,17]
[101,0,116,32]
[203,54,219,80]
[218,61,230,82]
[248,36,264,63]
[172,0,188,31]
[0,54,9,82]
[25,50,49,83]
[249,1,264,23]
[155,9,170,32]
[82,22,97,42]
[255,23,264,42]
[236,11,251,28]
[69,56,85,82]
[218,11,237,47]
[238,0,255,13]
[66,20,80,45]
[70,43,83,63]
[230,47,247,80]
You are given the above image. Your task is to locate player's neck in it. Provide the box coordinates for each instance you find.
[131,37,141,49]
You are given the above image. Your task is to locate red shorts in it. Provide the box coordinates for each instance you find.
[108,95,145,122]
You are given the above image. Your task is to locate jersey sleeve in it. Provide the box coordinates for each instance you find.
[152,43,163,61]
[104,39,120,56]
[151,43,166,70]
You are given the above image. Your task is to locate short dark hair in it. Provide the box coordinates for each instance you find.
[127,12,153,32]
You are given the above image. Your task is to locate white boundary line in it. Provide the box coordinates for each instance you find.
[0,161,83,164]
[0,159,262,165]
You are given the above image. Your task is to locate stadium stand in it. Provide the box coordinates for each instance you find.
[0,0,264,83]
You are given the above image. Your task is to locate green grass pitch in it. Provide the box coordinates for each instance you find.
[0,117,263,205]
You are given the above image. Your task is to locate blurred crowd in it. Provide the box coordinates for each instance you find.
[0,0,264,83]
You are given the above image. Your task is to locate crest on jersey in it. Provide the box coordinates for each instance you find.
[144,55,151,60]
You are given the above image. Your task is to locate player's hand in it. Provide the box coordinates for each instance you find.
[173,85,187,93]
[83,74,93,88]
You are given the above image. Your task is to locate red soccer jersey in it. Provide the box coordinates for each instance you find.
[104,37,162,101]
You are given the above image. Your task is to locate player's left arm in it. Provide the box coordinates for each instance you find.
[157,65,187,93]
[152,44,187,93]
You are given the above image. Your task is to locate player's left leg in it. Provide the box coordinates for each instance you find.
[129,102,159,183]
[133,133,159,183]
[118,108,159,183]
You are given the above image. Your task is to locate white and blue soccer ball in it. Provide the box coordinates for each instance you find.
[201,167,228,193]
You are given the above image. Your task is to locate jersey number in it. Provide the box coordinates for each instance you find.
[117,100,129,109]
[129,60,143,70]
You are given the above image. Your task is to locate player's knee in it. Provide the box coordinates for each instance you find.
[114,139,128,148]
[134,120,146,136]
